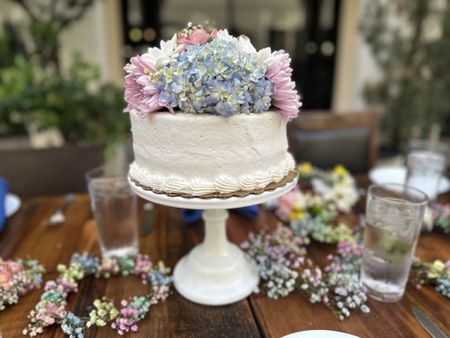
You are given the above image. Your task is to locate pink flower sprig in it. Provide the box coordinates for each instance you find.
[111,297,151,335]
[336,241,363,259]
[134,254,154,283]
[0,259,44,311]
[96,257,121,278]
[112,309,140,335]
[34,301,67,326]
[150,284,171,304]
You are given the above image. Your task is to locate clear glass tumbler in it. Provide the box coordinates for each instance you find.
[406,139,448,200]
[86,166,139,257]
[361,184,427,302]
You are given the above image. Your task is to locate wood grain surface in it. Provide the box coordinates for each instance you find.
[0,176,449,337]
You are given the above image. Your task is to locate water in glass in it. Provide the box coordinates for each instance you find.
[361,185,427,302]
[406,140,448,200]
[87,167,138,257]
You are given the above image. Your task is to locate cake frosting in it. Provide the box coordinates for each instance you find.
[129,111,296,197]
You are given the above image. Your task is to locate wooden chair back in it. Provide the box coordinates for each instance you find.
[288,110,379,172]
[0,146,103,197]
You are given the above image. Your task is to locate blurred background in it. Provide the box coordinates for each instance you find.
[0,0,450,196]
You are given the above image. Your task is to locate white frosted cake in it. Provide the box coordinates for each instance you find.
[129,111,296,197]
[124,24,301,198]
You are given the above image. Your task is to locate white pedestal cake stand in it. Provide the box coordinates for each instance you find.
[128,176,297,306]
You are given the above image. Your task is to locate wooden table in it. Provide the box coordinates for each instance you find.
[1,177,449,337]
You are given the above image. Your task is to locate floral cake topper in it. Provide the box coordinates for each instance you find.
[124,23,302,120]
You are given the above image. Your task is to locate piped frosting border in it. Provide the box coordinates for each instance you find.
[129,153,296,198]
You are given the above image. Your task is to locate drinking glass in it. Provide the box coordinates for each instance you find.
[361,184,427,302]
[406,139,448,200]
[86,166,138,257]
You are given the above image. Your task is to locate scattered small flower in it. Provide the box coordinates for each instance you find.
[61,312,85,338]
[431,203,450,233]
[412,259,450,299]
[0,258,44,311]
[87,298,119,327]
[241,224,370,320]
[24,253,172,337]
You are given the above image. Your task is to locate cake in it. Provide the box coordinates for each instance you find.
[125,23,301,198]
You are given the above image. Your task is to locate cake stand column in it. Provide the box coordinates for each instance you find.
[173,208,260,306]
[202,209,228,255]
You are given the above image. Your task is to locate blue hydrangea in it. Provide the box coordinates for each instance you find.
[154,39,273,116]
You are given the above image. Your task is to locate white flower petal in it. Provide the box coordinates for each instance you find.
[216,29,235,42]
[257,47,272,63]
[237,36,257,54]
[143,34,179,69]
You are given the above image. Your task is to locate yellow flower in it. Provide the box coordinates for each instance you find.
[333,165,348,177]
[432,260,445,271]
[298,162,313,175]
[427,260,446,279]
[288,210,304,221]
[288,203,305,220]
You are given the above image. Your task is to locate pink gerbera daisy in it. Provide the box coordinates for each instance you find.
[266,50,302,120]
[123,56,171,116]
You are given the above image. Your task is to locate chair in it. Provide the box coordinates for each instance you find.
[0,146,103,197]
[288,110,379,172]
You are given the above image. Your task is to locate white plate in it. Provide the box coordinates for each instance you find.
[5,193,21,217]
[282,330,360,338]
[369,166,450,194]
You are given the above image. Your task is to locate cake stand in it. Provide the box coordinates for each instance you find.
[128,176,297,306]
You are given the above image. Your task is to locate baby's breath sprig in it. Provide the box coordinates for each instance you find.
[432,203,450,233]
[412,259,450,299]
[300,247,369,319]
[241,225,370,320]
[241,226,306,299]
[24,253,172,337]
[0,258,44,311]
[87,298,119,327]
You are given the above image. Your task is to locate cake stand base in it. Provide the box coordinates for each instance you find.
[174,210,259,305]
[129,175,297,306]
